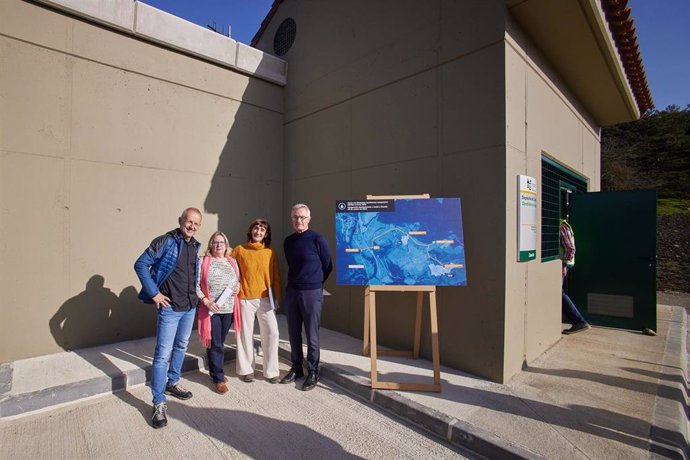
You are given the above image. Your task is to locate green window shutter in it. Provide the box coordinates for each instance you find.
[541,156,587,261]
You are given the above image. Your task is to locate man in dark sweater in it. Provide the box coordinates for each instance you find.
[280,203,333,391]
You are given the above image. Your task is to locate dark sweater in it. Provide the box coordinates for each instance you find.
[284,229,333,290]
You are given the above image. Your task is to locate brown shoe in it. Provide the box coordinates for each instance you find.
[214,382,229,394]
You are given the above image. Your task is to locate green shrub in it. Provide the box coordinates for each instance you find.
[658,198,690,216]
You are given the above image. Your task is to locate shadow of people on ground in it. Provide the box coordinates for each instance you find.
[331,357,687,457]
[178,406,364,459]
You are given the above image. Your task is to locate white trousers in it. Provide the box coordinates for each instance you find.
[235,298,280,378]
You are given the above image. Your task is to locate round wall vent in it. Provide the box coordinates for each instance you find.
[273,18,296,56]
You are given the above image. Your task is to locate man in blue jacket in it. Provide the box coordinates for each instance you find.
[134,207,202,428]
[280,203,333,391]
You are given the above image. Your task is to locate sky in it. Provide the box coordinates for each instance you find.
[144,0,689,111]
[143,0,273,45]
[628,0,690,110]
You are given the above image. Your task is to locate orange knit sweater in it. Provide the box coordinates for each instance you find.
[231,242,282,302]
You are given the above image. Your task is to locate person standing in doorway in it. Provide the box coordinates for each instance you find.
[281,204,333,391]
[560,218,590,334]
[134,207,202,428]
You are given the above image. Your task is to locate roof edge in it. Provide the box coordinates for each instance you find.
[31,0,288,86]
[249,0,653,115]
[601,0,654,114]
[251,0,284,48]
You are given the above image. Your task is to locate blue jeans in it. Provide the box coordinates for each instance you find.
[285,287,323,373]
[151,307,196,405]
[562,292,587,326]
[207,313,233,383]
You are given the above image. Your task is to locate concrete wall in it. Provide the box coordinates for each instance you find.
[255,0,604,383]
[0,0,284,362]
[503,16,602,379]
[0,0,607,384]
[255,0,511,382]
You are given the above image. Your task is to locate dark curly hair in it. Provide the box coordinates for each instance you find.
[246,218,272,247]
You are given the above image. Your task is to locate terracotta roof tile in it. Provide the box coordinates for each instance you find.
[602,0,654,114]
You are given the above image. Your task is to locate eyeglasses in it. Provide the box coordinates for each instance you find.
[291,216,309,222]
[211,241,226,246]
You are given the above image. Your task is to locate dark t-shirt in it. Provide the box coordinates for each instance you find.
[160,238,199,311]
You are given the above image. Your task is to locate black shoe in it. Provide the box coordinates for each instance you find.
[152,403,168,429]
[280,369,304,384]
[302,372,318,391]
[240,374,254,383]
[165,383,193,400]
[563,322,591,335]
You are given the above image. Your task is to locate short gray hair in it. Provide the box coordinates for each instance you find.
[291,203,310,216]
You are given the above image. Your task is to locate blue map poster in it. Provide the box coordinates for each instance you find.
[335,198,467,286]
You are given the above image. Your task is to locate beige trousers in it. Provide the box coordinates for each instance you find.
[235,298,280,378]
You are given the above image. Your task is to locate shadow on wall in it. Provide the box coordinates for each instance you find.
[203,57,284,245]
[49,275,156,350]
[48,275,158,417]
[47,53,283,354]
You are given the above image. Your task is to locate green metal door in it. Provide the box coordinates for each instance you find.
[568,190,657,331]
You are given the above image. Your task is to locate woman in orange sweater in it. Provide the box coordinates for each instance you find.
[231,218,283,383]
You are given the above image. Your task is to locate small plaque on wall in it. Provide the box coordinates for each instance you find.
[518,175,537,262]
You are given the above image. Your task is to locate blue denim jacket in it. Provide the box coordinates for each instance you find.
[134,229,201,303]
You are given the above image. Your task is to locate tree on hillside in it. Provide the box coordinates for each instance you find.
[601,105,690,199]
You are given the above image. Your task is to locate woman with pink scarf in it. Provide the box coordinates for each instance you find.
[196,231,241,394]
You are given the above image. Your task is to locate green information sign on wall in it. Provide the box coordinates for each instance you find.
[518,175,538,262]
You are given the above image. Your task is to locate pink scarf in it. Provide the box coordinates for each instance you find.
[197,255,241,349]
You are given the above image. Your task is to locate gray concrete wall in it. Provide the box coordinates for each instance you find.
[256,0,511,382]
[0,0,284,362]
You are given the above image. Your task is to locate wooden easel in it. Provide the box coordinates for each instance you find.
[363,285,441,392]
[361,194,441,392]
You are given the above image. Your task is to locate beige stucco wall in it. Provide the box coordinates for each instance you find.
[1,0,613,383]
[503,17,602,379]
[256,0,607,383]
[0,0,284,362]
[257,0,511,381]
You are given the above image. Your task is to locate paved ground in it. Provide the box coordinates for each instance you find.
[0,364,469,459]
[1,293,688,459]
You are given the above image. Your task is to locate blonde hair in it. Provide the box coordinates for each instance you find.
[205,231,231,257]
